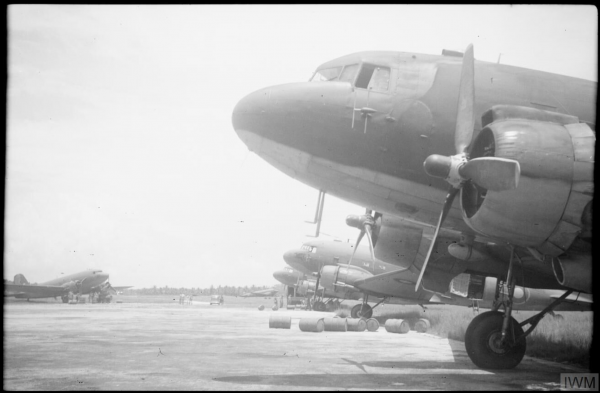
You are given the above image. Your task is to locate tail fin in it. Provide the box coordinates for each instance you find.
[14,274,29,285]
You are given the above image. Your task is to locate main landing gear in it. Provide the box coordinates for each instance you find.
[464,247,574,369]
[350,295,387,319]
[313,300,327,312]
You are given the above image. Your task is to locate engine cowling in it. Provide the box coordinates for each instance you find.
[296,280,316,296]
[319,264,373,294]
[61,280,81,292]
[461,106,594,257]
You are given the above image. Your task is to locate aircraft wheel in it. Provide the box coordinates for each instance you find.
[61,295,69,303]
[351,304,373,319]
[313,301,326,312]
[465,311,526,370]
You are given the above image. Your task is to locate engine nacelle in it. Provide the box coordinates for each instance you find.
[296,280,316,296]
[449,274,530,305]
[462,106,594,256]
[373,216,425,268]
[61,280,81,292]
[319,264,373,294]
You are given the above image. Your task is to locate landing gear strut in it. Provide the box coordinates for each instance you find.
[464,247,574,369]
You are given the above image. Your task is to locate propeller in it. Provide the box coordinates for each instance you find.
[312,263,322,307]
[415,44,521,291]
[104,282,116,294]
[345,209,380,269]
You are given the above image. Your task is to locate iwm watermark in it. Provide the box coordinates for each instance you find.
[561,374,599,391]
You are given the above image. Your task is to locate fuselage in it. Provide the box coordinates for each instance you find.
[9,270,109,299]
[232,50,596,231]
[41,270,108,288]
[241,289,278,297]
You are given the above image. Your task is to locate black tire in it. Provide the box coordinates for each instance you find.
[465,311,526,370]
[351,304,373,319]
[313,301,326,312]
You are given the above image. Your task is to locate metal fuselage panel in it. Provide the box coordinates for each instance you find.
[232,51,596,231]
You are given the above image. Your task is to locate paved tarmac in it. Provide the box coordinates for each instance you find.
[3,298,588,390]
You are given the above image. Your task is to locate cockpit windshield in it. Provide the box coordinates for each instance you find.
[338,64,359,82]
[310,64,359,83]
[310,66,342,82]
[301,244,317,253]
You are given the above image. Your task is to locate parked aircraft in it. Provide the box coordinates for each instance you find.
[273,266,306,287]
[272,265,367,310]
[240,288,278,297]
[232,45,595,369]
[284,239,592,316]
[3,270,130,303]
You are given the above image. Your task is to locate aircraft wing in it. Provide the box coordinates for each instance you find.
[352,267,455,299]
[4,284,66,297]
[110,286,133,291]
[551,292,593,305]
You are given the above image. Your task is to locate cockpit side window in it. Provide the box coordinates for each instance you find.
[369,67,390,91]
[311,66,342,82]
[339,64,359,83]
[355,64,391,91]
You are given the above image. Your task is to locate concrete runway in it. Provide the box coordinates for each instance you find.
[4,299,588,390]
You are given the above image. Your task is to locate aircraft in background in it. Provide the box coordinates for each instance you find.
[272,265,364,311]
[233,45,595,369]
[284,239,592,317]
[4,270,131,303]
[240,288,278,298]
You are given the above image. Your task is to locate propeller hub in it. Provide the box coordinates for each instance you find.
[346,214,374,230]
[423,154,452,179]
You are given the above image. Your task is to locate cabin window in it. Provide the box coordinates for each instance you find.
[338,64,359,83]
[311,66,342,82]
[355,64,390,91]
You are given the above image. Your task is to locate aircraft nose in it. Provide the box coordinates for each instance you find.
[232,82,352,153]
[273,269,298,287]
[283,249,310,274]
[232,88,269,152]
[272,270,287,285]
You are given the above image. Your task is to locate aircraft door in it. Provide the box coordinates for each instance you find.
[351,64,394,135]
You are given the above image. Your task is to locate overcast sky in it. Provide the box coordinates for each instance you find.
[5,5,597,288]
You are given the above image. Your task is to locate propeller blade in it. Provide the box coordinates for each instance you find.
[458,157,521,191]
[312,269,321,303]
[415,187,459,291]
[348,229,365,266]
[364,224,376,262]
[454,44,475,154]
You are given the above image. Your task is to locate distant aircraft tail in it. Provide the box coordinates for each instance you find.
[13,274,29,285]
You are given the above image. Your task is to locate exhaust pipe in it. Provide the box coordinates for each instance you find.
[552,254,591,293]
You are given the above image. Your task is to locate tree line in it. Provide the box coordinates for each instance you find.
[122,284,284,296]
